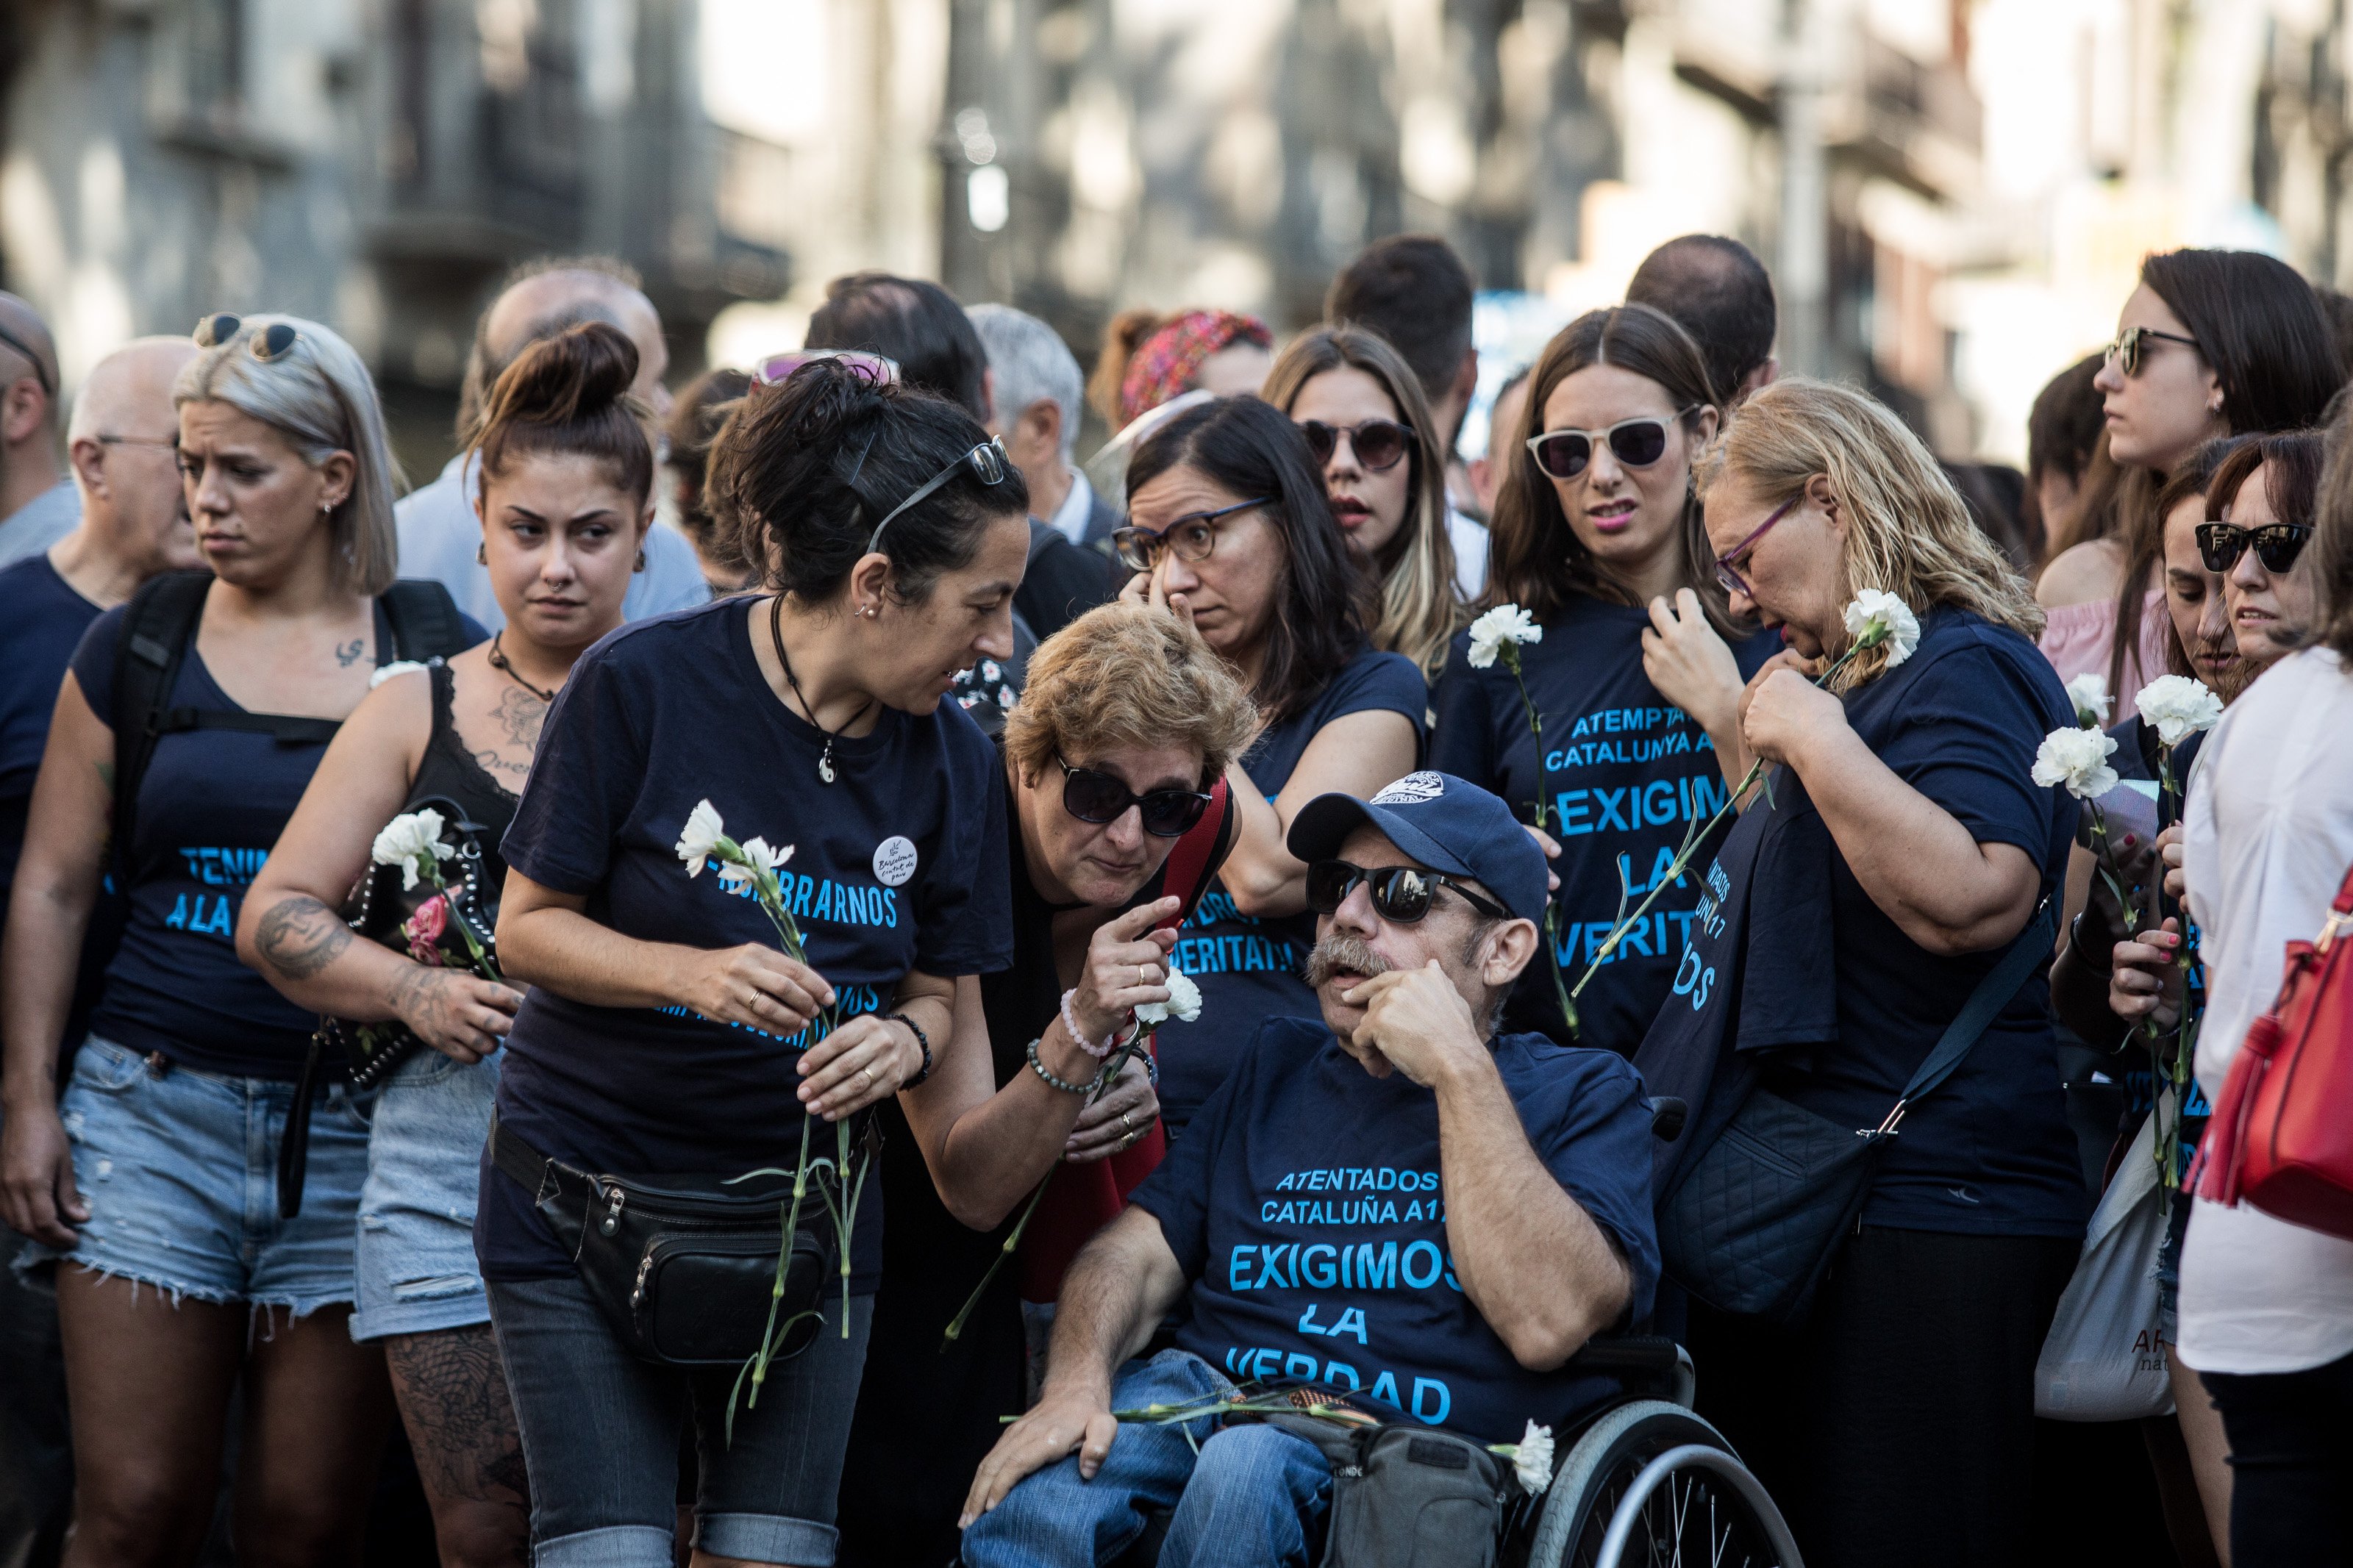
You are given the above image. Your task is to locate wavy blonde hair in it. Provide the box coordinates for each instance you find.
[1696,378,2043,690]
[1004,601,1260,783]
[1262,326,1465,682]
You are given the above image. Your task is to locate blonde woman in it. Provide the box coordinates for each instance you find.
[1,315,478,1564]
[1640,379,2082,1568]
[1263,326,1465,683]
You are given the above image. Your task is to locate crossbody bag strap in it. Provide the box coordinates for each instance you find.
[1877,897,2059,1136]
[1153,774,1234,933]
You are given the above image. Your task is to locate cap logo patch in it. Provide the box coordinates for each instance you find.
[1373,772,1445,805]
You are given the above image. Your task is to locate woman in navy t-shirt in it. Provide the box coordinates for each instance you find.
[1646,378,2085,1568]
[481,361,1082,1566]
[0,315,457,1562]
[1109,396,1424,1134]
[1435,305,1775,1053]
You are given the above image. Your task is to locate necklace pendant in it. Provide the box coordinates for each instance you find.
[818,748,837,784]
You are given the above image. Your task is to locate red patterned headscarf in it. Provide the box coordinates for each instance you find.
[1118,310,1273,426]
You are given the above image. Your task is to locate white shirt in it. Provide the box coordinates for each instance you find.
[2177,645,2353,1375]
[1446,507,1489,601]
[394,451,710,633]
[1045,466,1095,547]
[0,480,79,570]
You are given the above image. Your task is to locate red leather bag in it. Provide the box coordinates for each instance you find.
[2190,859,2353,1239]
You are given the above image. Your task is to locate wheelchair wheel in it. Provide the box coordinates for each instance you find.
[1521,1400,1801,1568]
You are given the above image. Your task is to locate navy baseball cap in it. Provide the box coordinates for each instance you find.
[1285,771,1547,926]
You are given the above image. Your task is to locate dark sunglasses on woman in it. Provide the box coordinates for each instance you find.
[1110,497,1271,573]
[2196,520,2313,574]
[1296,418,1413,473]
[2103,325,2200,378]
[193,313,300,361]
[1059,753,1212,837]
[1305,859,1510,924]
[1524,407,1696,482]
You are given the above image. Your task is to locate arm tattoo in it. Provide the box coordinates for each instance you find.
[335,638,365,667]
[254,895,354,979]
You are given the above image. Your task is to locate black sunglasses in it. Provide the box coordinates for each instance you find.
[193,313,301,362]
[1297,418,1414,473]
[1058,753,1211,838]
[1111,497,1271,573]
[2104,326,2200,378]
[865,437,1010,555]
[1524,407,1696,481]
[2196,520,2313,574]
[1306,859,1510,924]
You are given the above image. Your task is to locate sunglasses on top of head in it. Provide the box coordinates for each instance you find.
[193,313,301,362]
[863,436,1011,556]
[1306,860,1510,924]
[1525,407,1697,482]
[2196,520,2313,574]
[753,349,901,388]
[1057,753,1212,837]
[1296,418,1414,473]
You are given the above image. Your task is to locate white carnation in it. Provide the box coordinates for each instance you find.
[1841,588,1921,669]
[1465,604,1543,670]
[370,809,455,891]
[715,834,792,891]
[675,799,726,878]
[2063,673,2110,728]
[2134,675,2224,748]
[1135,965,1203,1025]
[1510,1421,1554,1495]
[2030,725,2121,800]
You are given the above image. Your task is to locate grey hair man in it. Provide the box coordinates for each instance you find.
[0,293,75,569]
[395,257,707,631]
[968,304,1112,548]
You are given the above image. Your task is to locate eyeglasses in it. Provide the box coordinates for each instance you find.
[753,349,900,387]
[2102,326,2200,378]
[193,314,300,362]
[864,436,1010,555]
[1525,408,1695,481]
[1057,753,1212,837]
[0,322,53,398]
[2196,520,2313,574]
[1713,494,1801,597]
[93,434,178,454]
[1306,859,1510,925]
[1111,497,1272,573]
[1297,418,1414,473]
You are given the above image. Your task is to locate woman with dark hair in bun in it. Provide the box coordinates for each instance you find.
[240,321,651,1567]
[471,359,1076,1568]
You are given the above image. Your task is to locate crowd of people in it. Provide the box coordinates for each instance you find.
[0,221,2346,1568]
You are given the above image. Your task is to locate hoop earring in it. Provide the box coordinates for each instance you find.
[477,542,488,565]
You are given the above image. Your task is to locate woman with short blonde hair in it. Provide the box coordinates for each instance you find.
[1646,376,2085,1568]
[839,601,1257,1561]
[1262,326,1463,682]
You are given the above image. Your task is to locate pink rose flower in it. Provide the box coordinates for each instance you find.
[404,894,450,966]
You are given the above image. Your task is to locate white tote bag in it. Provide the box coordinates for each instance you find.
[2035,1109,2177,1421]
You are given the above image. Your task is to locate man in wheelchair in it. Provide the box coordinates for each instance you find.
[959,773,1662,1567]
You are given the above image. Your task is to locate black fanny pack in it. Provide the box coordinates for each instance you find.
[488,1113,843,1369]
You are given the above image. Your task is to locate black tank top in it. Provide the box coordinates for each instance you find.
[406,662,520,885]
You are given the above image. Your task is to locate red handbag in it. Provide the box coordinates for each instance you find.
[2190,859,2353,1239]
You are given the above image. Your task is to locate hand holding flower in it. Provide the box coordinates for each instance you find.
[1739,666,1852,769]
[1063,1053,1160,1163]
[1068,898,1181,1045]
[668,943,834,1039]
[2155,820,2187,905]
[795,1012,924,1120]
[2107,918,2185,1031]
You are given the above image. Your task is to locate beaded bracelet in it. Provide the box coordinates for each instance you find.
[883,1011,933,1086]
[1059,989,1118,1059]
[1025,1037,1090,1095]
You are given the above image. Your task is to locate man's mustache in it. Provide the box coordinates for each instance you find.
[1304,934,1391,989]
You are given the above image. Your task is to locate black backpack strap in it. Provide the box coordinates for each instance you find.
[378,579,471,662]
[110,570,215,876]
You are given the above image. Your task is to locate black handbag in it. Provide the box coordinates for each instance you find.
[1660,900,2058,1326]
[1250,1408,1518,1568]
[488,1112,853,1369]
[275,797,501,1217]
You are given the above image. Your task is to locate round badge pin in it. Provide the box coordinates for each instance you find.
[873,836,919,887]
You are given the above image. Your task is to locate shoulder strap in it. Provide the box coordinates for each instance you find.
[379,579,471,662]
[111,570,215,872]
[1884,898,2060,1131]
[1154,776,1234,933]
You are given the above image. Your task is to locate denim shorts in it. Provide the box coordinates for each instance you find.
[352,1047,499,1342]
[488,1271,873,1568]
[13,1036,371,1316]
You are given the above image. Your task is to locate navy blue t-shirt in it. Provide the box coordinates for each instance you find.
[1640,608,2085,1237]
[1432,595,1777,1056]
[1131,1016,1661,1444]
[1153,648,1427,1134]
[479,600,1015,1283]
[0,555,100,900]
[68,595,485,1078]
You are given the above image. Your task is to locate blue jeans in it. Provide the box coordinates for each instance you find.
[960,1350,1332,1568]
[488,1271,872,1568]
[352,1047,499,1340]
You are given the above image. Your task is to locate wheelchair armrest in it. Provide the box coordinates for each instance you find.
[1646,1096,1688,1142]
[1563,1333,1679,1378]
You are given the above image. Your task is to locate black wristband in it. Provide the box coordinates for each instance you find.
[2069,912,2115,975]
[884,1012,932,1086]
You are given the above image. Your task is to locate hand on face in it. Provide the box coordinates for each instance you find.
[1338,960,1486,1086]
[1739,665,1849,770]
[1121,465,1281,659]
